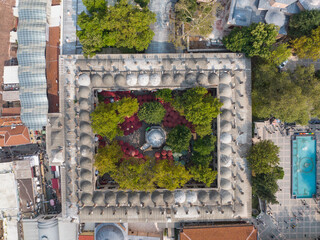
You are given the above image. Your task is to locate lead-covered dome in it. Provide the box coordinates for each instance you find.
[78,74,90,86]
[95,224,125,240]
[126,74,137,86]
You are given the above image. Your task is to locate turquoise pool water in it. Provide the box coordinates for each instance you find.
[292,136,317,198]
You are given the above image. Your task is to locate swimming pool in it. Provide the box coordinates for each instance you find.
[292,136,317,198]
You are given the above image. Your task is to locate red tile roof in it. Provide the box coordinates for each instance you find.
[0,125,31,147]
[79,235,94,240]
[1,107,21,116]
[0,116,22,126]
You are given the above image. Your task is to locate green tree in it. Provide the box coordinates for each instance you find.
[138,102,166,124]
[91,97,139,140]
[247,140,280,176]
[265,43,292,66]
[77,0,156,57]
[193,135,216,155]
[223,22,279,58]
[252,166,284,204]
[291,26,320,61]
[134,0,150,8]
[155,89,173,103]
[191,152,212,166]
[174,87,222,137]
[189,165,217,187]
[94,141,123,175]
[166,125,192,153]
[82,0,107,12]
[154,160,192,190]
[288,10,320,39]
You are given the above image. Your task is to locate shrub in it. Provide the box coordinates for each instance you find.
[288,10,320,39]
[166,125,192,152]
[189,165,217,187]
[138,101,166,124]
[155,89,173,103]
[191,152,212,167]
[193,135,216,155]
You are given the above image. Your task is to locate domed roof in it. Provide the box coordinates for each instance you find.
[79,86,91,99]
[198,191,209,203]
[80,169,92,180]
[103,74,114,86]
[140,192,151,204]
[209,190,220,203]
[174,191,186,204]
[220,144,232,155]
[186,191,197,203]
[150,74,161,86]
[128,192,139,205]
[265,9,285,27]
[115,74,126,87]
[126,74,137,86]
[162,74,172,85]
[105,192,116,204]
[174,74,184,84]
[80,146,92,157]
[79,110,90,122]
[81,193,92,205]
[208,72,219,85]
[138,74,149,86]
[163,191,174,204]
[300,0,320,10]
[219,84,232,97]
[80,157,91,168]
[151,191,162,204]
[116,191,127,204]
[220,155,232,167]
[79,99,90,110]
[80,133,92,146]
[220,73,232,84]
[91,74,102,86]
[220,167,232,178]
[197,73,207,85]
[80,181,92,192]
[221,205,233,216]
[78,74,90,86]
[220,190,232,205]
[186,73,196,85]
[146,127,166,148]
[220,178,232,189]
[93,192,105,205]
[80,122,92,133]
[95,224,125,240]
[220,121,232,132]
[220,97,232,110]
[220,110,232,121]
[221,132,232,144]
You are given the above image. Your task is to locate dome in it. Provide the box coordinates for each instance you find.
[105,192,116,204]
[80,157,91,168]
[79,99,90,110]
[79,86,91,99]
[220,73,232,84]
[138,74,149,86]
[151,191,162,204]
[220,97,232,110]
[78,74,90,86]
[162,73,172,85]
[103,74,114,86]
[80,133,92,146]
[219,84,232,97]
[220,121,232,132]
[221,205,233,216]
[95,224,125,240]
[220,155,232,167]
[91,74,102,86]
[186,73,196,85]
[174,191,186,204]
[300,0,320,10]
[80,122,92,133]
[79,110,90,122]
[128,192,139,205]
[208,72,219,85]
[174,73,184,84]
[163,191,174,204]
[80,146,92,157]
[198,191,209,203]
[117,191,127,204]
[186,191,197,203]
[265,9,285,27]
[145,127,166,148]
[220,178,232,189]
[140,192,151,204]
[81,193,92,205]
[220,144,232,156]
[115,74,126,87]
[93,192,105,205]
[220,167,232,179]
[80,181,92,192]
[220,190,232,205]
[209,190,220,203]
[80,169,92,180]
[197,73,207,85]
[150,74,161,86]
[220,110,232,121]
[126,74,137,86]
[220,132,232,144]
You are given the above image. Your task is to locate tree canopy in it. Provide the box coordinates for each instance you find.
[288,10,320,39]
[77,0,156,57]
[193,135,216,156]
[166,125,192,153]
[247,140,280,176]
[138,102,166,124]
[222,22,279,58]
[265,43,292,66]
[189,165,217,187]
[291,26,320,61]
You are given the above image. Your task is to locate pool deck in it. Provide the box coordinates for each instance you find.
[254,122,320,240]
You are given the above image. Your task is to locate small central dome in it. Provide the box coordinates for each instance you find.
[145,127,166,148]
[95,224,125,240]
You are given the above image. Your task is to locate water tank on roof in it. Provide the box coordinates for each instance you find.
[95,224,125,240]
